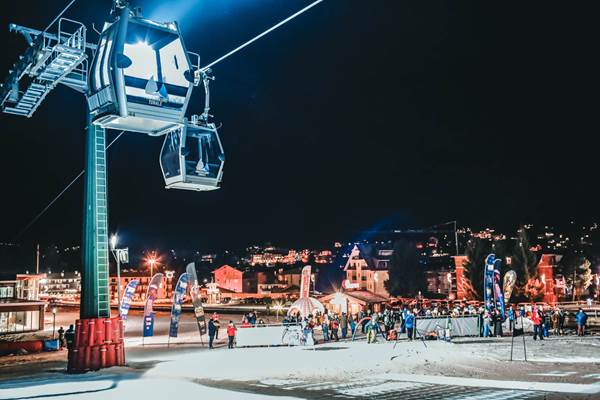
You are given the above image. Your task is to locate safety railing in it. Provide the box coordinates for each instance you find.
[58,18,86,50]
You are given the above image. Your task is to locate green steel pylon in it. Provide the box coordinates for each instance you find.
[80,111,110,319]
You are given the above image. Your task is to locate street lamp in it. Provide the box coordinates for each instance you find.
[148,256,157,278]
[110,234,129,311]
[51,307,57,339]
[274,303,283,321]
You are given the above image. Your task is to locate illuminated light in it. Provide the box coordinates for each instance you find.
[110,234,118,250]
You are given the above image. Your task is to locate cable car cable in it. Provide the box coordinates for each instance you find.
[44,0,78,33]
[202,0,324,71]
[13,130,125,241]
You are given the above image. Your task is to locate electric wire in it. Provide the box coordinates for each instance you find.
[13,131,125,241]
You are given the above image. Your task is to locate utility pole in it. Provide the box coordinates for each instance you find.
[36,244,40,274]
[573,268,577,302]
[454,220,459,256]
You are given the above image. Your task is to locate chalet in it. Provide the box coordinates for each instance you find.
[344,245,391,298]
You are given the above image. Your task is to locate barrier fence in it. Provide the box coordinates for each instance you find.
[235,323,303,347]
[415,315,479,338]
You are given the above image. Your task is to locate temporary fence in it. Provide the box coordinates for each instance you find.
[415,315,479,338]
[235,323,304,347]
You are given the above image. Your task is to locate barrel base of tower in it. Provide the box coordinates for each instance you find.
[67,316,125,373]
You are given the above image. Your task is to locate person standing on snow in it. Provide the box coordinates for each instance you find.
[531,306,543,340]
[208,317,217,349]
[227,321,237,349]
[507,306,515,333]
[340,312,348,339]
[576,308,588,336]
[322,316,330,342]
[405,310,415,340]
[330,317,340,341]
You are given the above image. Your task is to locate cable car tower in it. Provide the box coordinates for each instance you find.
[1,0,224,372]
[1,0,324,373]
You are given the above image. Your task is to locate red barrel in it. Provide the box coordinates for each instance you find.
[88,320,96,346]
[115,343,123,365]
[100,345,107,368]
[76,319,88,348]
[95,319,105,344]
[112,317,122,343]
[74,320,83,348]
[67,347,76,371]
[105,344,116,366]
[89,345,100,371]
[104,318,113,343]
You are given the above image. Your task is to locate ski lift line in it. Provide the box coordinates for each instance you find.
[201,0,325,71]
[43,0,78,33]
[13,130,125,241]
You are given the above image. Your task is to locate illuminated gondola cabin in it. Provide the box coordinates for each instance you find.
[160,119,224,191]
[87,11,195,134]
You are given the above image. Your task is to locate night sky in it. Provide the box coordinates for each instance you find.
[1,1,598,255]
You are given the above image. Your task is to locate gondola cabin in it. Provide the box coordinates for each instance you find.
[87,10,195,135]
[160,119,224,191]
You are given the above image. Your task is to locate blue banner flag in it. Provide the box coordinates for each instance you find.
[119,279,139,322]
[143,273,164,337]
[169,273,189,338]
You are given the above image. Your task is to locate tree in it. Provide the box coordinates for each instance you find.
[511,227,539,296]
[385,239,425,297]
[559,254,593,300]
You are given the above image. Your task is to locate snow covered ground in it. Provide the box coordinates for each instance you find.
[1,337,600,399]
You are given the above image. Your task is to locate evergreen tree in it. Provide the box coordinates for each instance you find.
[511,227,538,289]
[385,239,424,297]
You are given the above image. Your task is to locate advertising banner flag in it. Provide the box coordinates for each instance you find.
[186,263,206,335]
[119,279,139,322]
[169,273,189,338]
[300,265,311,298]
[143,273,164,337]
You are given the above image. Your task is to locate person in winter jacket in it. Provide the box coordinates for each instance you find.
[208,318,217,349]
[531,306,543,340]
[340,313,348,339]
[483,311,491,338]
[507,306,515,332]
[330,318,340,341]
[227,321,237,349]
[576,308,588,336]
[322,317,330,341]
[405,311,415,340]
[366,318,377,343]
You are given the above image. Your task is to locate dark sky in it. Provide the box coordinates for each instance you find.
[1,1,598,253]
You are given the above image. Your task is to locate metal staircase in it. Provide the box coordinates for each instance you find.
[1,18,89,117]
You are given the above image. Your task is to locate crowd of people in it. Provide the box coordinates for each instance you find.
[204,302,591,349]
